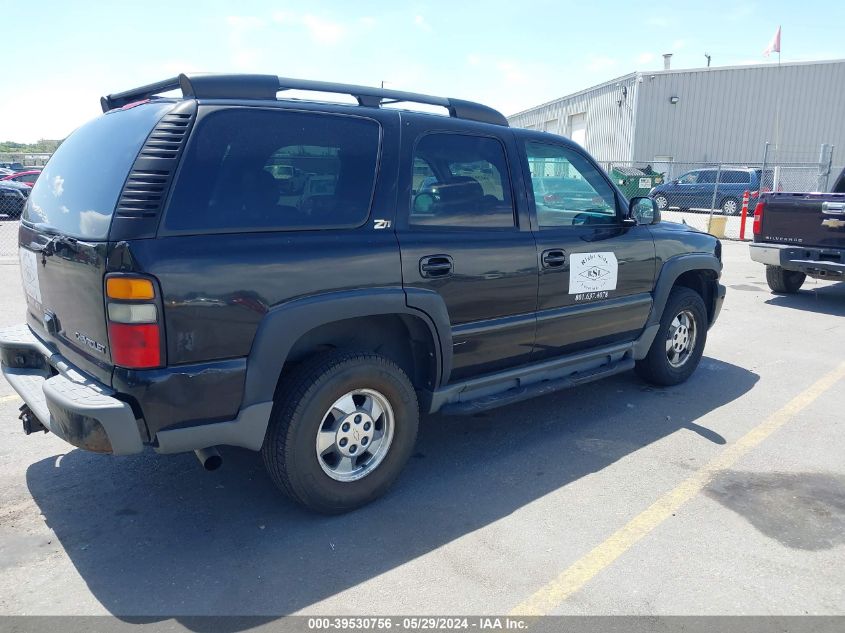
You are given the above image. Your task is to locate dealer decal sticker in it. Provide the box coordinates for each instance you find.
[568,251,618,296]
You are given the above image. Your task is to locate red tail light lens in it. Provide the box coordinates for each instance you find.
[108,323,161,368]
[753,200,765,235]
[105,274,163,369]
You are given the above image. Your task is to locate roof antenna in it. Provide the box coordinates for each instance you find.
[705,53,712,68]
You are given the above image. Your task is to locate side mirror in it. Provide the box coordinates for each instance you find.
[629,197,660,225]
[413,192,436,214]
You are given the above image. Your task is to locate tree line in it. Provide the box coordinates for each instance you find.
[0,139,62,154]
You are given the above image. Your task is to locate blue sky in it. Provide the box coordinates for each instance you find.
[2,0,843,143]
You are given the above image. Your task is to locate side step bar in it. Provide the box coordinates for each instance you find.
[439,358,634,415]
[429,342,635,416]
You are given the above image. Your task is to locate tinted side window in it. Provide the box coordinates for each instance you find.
[410,133,515,228]
[165,109,380,233]
[697,171,717,184]
[678,172,698,184]
[524,141,618,228]
[720,171,750,184]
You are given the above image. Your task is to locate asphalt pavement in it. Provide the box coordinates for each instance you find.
[0,241,843,622]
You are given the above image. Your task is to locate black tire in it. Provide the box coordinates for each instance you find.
[720,197,740,216]
[262,351,419,514]
[765,266,806,294]
[653,194,669,211]
[635,287,708,386]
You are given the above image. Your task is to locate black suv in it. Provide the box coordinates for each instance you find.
[1,74,725,513]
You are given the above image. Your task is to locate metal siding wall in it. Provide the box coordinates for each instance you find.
[633,60,845,163]
[509,74,638,161]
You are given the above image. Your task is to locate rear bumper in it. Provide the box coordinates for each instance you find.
[750,244,845,277]
[0,324,143,454]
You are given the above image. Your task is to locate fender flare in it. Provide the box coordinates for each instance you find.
[242,286,452,408]
[633,253,721,359]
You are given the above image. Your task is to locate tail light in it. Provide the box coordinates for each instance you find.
[753,200,765,236]
[105,275,163,368]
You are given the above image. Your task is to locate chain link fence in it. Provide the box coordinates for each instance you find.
[0,153,51,256]
[598,145,837,240]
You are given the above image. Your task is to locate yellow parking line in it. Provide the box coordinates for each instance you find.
[510,361,845,617]
[0,394,22,404]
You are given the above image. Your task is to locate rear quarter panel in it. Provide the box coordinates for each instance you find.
[125,230,402,364]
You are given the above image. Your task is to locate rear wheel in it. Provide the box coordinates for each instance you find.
[636,287,707,386]
[765,266,806,294]
[262,351,419,514]
[720,197,740,215]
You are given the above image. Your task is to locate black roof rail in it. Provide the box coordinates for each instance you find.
[101,73,509,127]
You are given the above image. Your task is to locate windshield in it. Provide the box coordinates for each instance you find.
[22,101,173,239]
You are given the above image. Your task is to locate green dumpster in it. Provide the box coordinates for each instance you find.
[611,166,665,199]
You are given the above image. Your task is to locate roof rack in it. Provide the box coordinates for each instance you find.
[100,73,509,127]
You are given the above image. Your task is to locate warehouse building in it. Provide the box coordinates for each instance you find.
[508,58,845,169]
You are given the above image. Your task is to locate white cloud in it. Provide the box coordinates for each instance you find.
[301,14,346,44]
[156,59,204,76]
[414,15,431,32]
[225,15,265,70]
[645,16,670,27]
[637,52,656,65]
[467,53,482,67]
[0,75,105,142]
[497,61,527,85]
[672,39,686,51]
[727,3,756,20]
[226,15,265,29]
[52,176,64,198]
[586,55,618,72]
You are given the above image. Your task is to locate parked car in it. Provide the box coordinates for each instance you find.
[749,167,845,293]
[649,167,771,215]
[0,162,25,171]
[532,176,598,210]
[0,180,31,218]
[0,169,41,187]
[0,73,725,514]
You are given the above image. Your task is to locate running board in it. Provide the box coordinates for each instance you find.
[429,342,635,416]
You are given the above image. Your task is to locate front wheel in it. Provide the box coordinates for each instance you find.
[636,287,708,386]
[262,351,419,514]
[653,194,669,211]
[765,266,806,294]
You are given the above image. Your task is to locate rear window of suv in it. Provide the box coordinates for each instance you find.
[22,101,174,239]
[164,109,381,233]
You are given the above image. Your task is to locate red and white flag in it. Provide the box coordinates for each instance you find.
[764,26,781,57]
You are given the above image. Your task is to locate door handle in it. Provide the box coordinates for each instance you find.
[541,249,566,269]
[419,254,453,278]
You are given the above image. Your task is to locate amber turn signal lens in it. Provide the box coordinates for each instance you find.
[106,277,155,300]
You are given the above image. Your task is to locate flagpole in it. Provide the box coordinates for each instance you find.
[775,32,781,161]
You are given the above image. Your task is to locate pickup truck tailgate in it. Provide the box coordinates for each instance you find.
[758,192,845,249]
